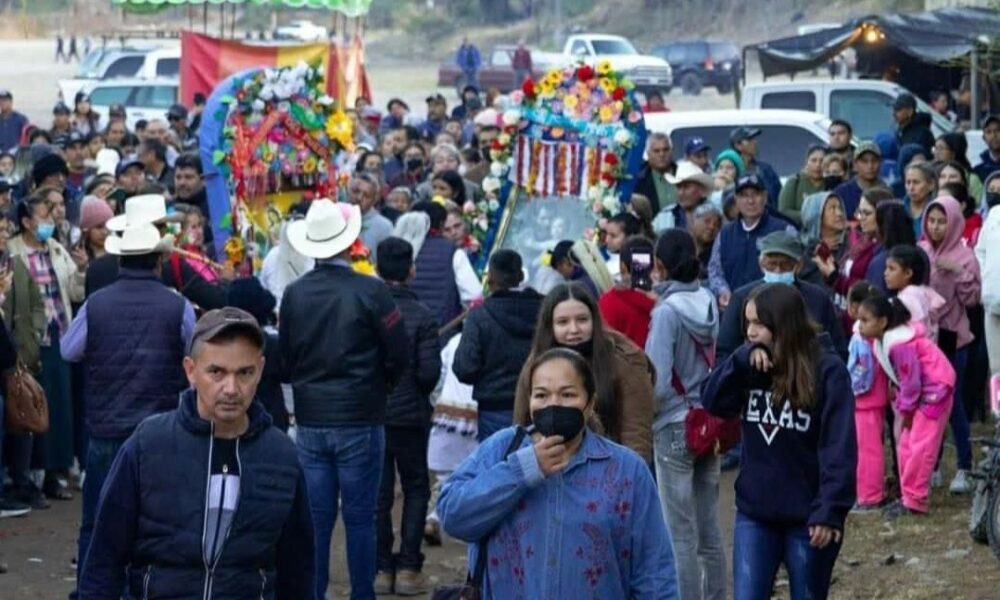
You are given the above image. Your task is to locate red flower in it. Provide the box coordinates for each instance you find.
[601,171,617,185]
[604,153,620,166]
[491,139,505,151]
[612,87,626,101]
[577,65,595,81]
[522,79,536,97]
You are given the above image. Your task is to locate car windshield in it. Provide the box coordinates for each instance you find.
[591,39,638,55]
[77,50,106,78]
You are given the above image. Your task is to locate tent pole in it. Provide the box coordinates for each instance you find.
[972,47,981,130]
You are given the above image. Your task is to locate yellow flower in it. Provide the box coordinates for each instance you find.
[303,156,317,174]
[539,80,557,97]
[352,259,376,276]
[599,105,615,123]
[545,68,562,84]
[431,195,448,206]
[325,110,355,151]
[596,60,612,76]
[563,94,579,111]
[599,77,616,95]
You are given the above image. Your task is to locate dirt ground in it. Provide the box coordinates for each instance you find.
[3,450,999,599]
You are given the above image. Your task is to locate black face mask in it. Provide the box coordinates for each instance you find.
[823,175,844,191]
[405,158,423,172]
[558,339,593,357]
[987,192,1000,209]
[531,405,586,440]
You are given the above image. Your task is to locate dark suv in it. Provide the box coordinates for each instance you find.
[649,41,742,96]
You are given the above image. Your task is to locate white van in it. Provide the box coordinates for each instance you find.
[644,109,836,178]
[59,47,180,107]
[84,78,179,131]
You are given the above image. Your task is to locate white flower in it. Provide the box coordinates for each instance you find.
[252,99,266,113]
[317,95,334,106]
[490,162,506,177]
[602,194,620,213]
[488,199,500,212]
[482,176,501,194]
[613,128,632,146]
[502,109,522,126]
[587,186,603,202]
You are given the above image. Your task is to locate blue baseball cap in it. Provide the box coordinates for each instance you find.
[684,136,711,155]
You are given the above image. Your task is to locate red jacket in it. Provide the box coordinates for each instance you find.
[599,287,656,349]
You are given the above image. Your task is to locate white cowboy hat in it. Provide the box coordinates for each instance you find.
[95,148,120,177]
[105,223,174,256]
[667,161,715,194]
[106,194,174,232]
[287,199,362,260]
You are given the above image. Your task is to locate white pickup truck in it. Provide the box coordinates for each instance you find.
[557,34,673,95]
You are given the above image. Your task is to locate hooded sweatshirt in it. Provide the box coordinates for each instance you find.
[874,323,956,420]
[260,222,314,308]
[798,191,847,287]
[918,196,981,349]
[645,280,719,431]
[892,143,928,198]
[599,285,656,349]
[977,173,1000,315]
[896,112,935,155]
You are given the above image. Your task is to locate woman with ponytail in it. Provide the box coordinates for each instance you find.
[512,282,656,462]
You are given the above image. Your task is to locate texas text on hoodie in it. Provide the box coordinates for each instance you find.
[645,280,719,432]
[702,338,857,531]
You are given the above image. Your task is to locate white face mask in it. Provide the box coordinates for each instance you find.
[458,163,468,177]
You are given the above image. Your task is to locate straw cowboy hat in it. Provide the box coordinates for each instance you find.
[667,161,715,194]
[287,199,363,260]
[106,194,184,232]
[105,223,174,256]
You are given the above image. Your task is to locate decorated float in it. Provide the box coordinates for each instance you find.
[466,59,648,281]
[199,60,370,274]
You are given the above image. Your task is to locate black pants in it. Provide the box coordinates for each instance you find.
[376,425,431,573]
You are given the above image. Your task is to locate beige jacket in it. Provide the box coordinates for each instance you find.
[8,234,86,325]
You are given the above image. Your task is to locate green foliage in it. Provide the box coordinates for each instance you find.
[403,11,456,38]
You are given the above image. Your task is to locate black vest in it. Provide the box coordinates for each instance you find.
[410,235,462,326]
[85,269,188,439]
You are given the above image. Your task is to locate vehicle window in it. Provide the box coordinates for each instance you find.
[683,43,706,64]
[103,56,145,78]
[760,91,816,112]
[655,45,684,64]
[830,90,893,140]
[155,58,179,77]
[591,39,637,55]
[492,49,512,67]
[88,86,133,106]
[78,49,105,78]
[570,40,589,56]
[670,125,824,178]
[133,86,177,109]
[708,42,740,61]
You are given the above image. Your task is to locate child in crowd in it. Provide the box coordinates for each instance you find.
[603,212,643,281]
[176,205,219,283]
[918,196,981,493]
[846,281,890,511]
[884,244,944,340]
[859,295,956,517]
[598,235,656,349]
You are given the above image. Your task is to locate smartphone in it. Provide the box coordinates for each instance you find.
[815,242,831,262]
[631,252,653,291]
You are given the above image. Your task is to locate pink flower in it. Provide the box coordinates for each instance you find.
[463,201,476,215]
[598,217,609,230]
[592,201,603,213]
[628,110,642,123]
[584,227,594,239]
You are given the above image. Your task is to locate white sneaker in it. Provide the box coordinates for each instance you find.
[949,470,972,494]
[931,469,943,488]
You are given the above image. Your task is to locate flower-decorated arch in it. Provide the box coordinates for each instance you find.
[466,60,647,273]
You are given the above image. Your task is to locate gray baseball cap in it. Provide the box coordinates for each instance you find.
[187,307,264,355]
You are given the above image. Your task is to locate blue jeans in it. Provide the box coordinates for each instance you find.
[949,347,973,470]
[297,425,385,600]
[75,437,127,596]
[732,512,841,600]
[476,409,513,443]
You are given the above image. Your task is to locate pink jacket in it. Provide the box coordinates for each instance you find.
[918,196,981,349]
[896,284,944,341]
[875,324,956,419]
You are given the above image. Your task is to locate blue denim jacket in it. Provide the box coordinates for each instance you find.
[438,427,678,600]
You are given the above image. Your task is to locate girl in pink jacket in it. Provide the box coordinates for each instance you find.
[918,195,981,492]
[858,295,955,518]
[884,244,945,341]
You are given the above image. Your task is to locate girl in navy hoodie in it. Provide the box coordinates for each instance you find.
[703,283,856,600]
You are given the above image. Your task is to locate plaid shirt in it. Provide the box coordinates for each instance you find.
[24,246,67,346]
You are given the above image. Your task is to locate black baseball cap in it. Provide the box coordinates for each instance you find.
[0,178,12,193]
[187,307,265,355]
[425,93,447,105]
[984,114,1000,129]
[53,102,71,115]
[734,173,766,193]
[730,127,761,146]
[893,93,917,111]
[62,131,87,149]
[115,157,145,178]
[167,104,188,120]
[386,98,410,112]
[109,103,126,117]
[0,90,11,100]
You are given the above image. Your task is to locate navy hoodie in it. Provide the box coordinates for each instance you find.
[702,336,857,531]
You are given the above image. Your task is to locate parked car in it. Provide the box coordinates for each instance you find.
[559,34,673,96]
[740,80,983,164]
[274,20,328,42]
[84,78,178,131]
[59,46,179,105]
[437,45,549,94]
[644,109,838,178]
[649,40,742,95]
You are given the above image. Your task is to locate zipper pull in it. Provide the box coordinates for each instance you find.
[222,464,228,474]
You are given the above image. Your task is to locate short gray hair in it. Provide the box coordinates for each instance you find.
[647,132,671,150]
[431,143,461,163]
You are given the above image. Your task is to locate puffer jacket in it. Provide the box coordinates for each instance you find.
[279,263,409,426]
[453,287,543,412]
[976,193,1000,316]
[79,391,315,600]
[386,285,441,428]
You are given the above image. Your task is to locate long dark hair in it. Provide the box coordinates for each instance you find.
[938,133,972,172]
[527,348,597,405]
[745,284,820,410]
[876,201,915,249]
[530,282,618,435]
[432,169,468,205]
[861,294,911,330]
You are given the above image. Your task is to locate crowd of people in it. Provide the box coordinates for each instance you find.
[0,59,998,600]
